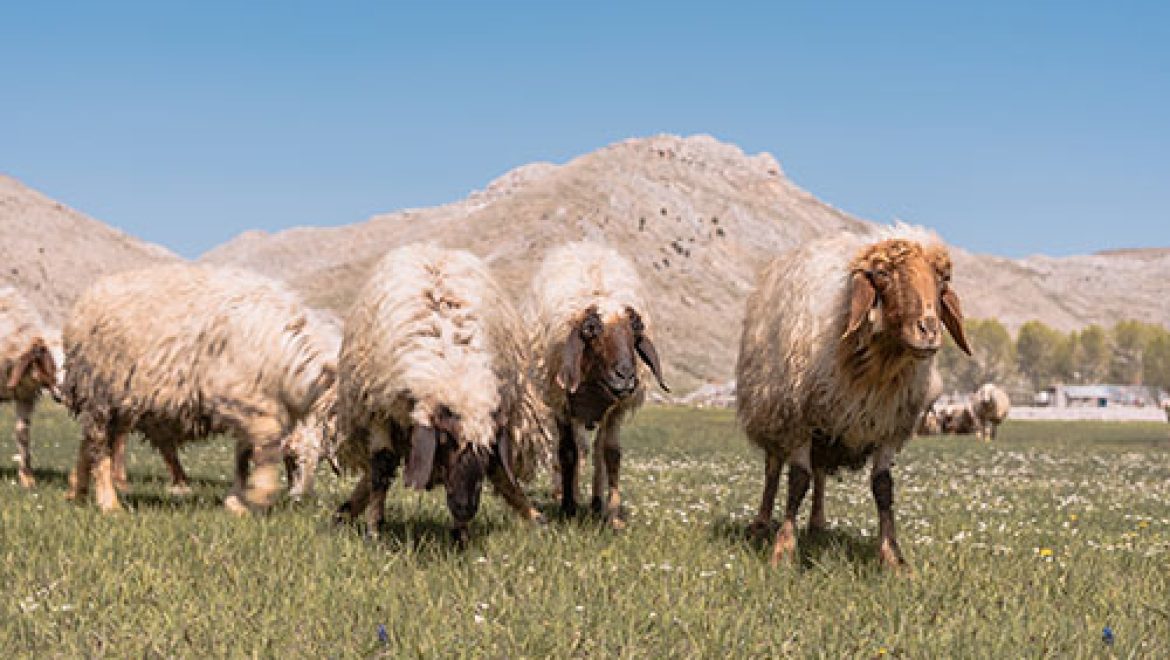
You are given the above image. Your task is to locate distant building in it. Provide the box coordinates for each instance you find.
[1036,384,1166,408]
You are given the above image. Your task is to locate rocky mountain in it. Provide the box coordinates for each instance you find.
[4,135,1167,392]
[0,175,179,330]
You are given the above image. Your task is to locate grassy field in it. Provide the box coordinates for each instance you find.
[2,405,1168,657]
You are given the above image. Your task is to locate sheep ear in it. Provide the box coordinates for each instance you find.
[557,329,586,394]
[843,272,877,339]
[6,343,38,389]
[940,288,972,356]
[403,425,437,490]
[635,335,670,393]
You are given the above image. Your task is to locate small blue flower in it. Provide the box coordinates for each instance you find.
[377,624,389,644]
[1102,626,1114,646]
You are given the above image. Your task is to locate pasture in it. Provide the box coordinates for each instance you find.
[2,405,1168,656]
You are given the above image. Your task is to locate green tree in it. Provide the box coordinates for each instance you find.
[1077,324,1110,383]
[1143,327,1170,392]
[1109,320,1158,384]
[1016,321,1064,390]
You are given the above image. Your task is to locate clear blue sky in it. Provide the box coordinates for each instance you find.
[3,2,1167,259]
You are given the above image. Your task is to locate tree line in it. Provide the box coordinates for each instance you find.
[936,319,1170,396]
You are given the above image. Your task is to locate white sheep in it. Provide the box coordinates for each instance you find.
[972,383,1010,442]
[1,286,61,488]
[736,224,971,571]
[62,264,337,514]
[333,244,551,544]
[528,241,668,529]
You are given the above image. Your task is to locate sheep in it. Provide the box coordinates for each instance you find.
[333,244,551,544]
[61,264,338,514]
[736,224,971,571]
[937,402,978,435]
[528,241,668,530]
[972,383,1010,441]
[1,286,61,488]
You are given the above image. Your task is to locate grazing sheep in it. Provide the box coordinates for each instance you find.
[334,245,551,544]
[972,383,1010,441]
[1,287,61,488]
[916,407,942,436]
[736,224,971,571]
[62,264,338,514]
[529,242,668,529]
[937,402,979,435]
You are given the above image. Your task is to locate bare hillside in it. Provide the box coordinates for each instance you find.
[0,175,179,329]
[203,135,868,392]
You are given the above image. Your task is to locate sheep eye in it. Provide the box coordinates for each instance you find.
[581,315,603,340]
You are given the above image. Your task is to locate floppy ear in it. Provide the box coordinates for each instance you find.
[635,335,669,393]
[843,272,877,339]
[940,287,972,356]
[403,425,438,490]
[6,344,38,389]
[557,329,586,394]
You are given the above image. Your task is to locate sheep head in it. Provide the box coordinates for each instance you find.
[7,338,61,401]
[403,405,490,493]
[843,239,971,358]
[557,305,669,399]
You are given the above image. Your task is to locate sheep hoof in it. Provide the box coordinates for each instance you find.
[608,515,627,532]
[168,484,194,497]
[113,479,130,494]
[17,469,36,489]
[450,527,470,548]
[878,539,909,575]
[746,519,772,540]
[590,496,605,515]
[223,494,250,516]
[770,527,798,567]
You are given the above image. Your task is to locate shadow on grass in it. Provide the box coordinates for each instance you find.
[710,514,881,571]
[0,465,73,489]
[327,504,511,562]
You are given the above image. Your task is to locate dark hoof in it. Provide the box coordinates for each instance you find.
[590,496,605,515]
[451,527,470,548]
[561,501,579,518]
[746,519,772,540]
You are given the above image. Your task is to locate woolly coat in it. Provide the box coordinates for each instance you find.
[336,244,550,480]
[736,224,951,464]
[0,286,55,403]
[63,264,338,442]
[529,241,654,424]
[973,383,1010,426]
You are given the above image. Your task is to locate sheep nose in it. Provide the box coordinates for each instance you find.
[917,316,940,341]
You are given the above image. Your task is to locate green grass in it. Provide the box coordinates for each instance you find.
[2,405,1168,657]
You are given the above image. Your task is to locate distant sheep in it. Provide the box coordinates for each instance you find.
[528,242,668,529]
[937,403,978,435]
[62,264,337,514]
[334,245,551,544]
[972,383,1010,441]
[736,224,971,571]
[1,287,61,488]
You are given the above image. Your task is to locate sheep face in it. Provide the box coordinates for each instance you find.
[7,338,61,401]
[557,306,668,404]
[844,240,972,359]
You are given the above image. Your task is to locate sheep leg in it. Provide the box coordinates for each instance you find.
[771,444,811,567]
[92,421,124,513]
[111,430,129,493]
[66,418,98,501]
[808,468,828,533]
[243,416,284,512]
[157,439,192,496]
[487,457,544,524]
[13,398,35,488]
[556,418,580,517]
[599,412,625,530]
[336,474,372,524]
[590,426,607,515]
[871,446,907,572]
[365,425,399,535]
[748,449,782,538]
[224,438,254,515]
[446,447,487,547]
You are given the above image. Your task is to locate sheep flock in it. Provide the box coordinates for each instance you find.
[4,223,1000,573]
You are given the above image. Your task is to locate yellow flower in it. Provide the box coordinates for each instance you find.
[1039,547,1054,558]
[1069,514,1078,522]
[877,647,888,656]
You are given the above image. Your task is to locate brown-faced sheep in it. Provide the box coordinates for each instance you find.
[736,224,971,571]
[937,403,979,435]
[972,383,1010,441]
[62,264,337,514]
[333,245,551,544]
[529,242,668,530]
[1,287,61,488]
